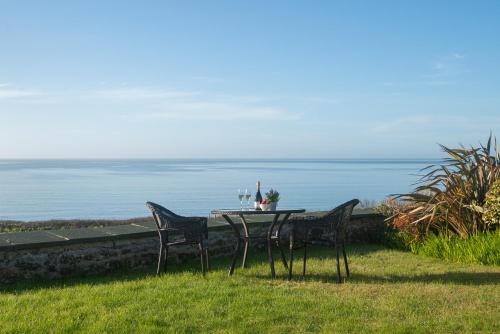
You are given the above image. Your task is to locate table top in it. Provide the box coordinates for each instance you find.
[211,208,306,215]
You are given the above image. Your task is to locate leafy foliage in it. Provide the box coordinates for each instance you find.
[394,134,500,238]
[483,179,500,227]
[381,227,413,251]
[265,188,280,203]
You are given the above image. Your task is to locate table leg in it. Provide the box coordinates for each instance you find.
[276,213,291,270]
[267,213,281,278]
[229,238,241,276]
[239,214,250,268]
[222,215,242,276]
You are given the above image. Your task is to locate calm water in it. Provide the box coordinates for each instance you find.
[0,159,434,221]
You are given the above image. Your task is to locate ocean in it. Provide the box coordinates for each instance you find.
[0,159,435,221]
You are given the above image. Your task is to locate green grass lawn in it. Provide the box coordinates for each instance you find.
[1,244,499,333]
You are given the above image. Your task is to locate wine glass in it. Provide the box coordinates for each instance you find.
[244,189,252,210]
[237,189,244,210]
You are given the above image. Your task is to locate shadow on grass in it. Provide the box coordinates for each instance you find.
[253,245,500,286]
[0,244,385,293]
[0,269,154,294]
[0,252,244,294]
[276,272,500,285]
[2,243,496,293]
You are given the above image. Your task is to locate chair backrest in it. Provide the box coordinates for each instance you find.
[322,199,360,241]
[145,201,183,231]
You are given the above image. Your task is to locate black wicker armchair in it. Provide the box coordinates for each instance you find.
[287,199,359,282]
[146,202,209,275]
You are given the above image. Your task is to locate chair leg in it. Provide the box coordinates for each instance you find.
[288,231,294,281]
[276,222,288,270]
[302,242,307,278]
[342,242,349,277]
[229,239,241,276]
[157,244,164,275]
[335,244,342,283]
[205,247,210,272]
[242,240,249,268]
[277,239,289,270]
[163,246,168,273]
[199,242,205,276]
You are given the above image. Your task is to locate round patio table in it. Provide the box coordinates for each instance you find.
[210,208,305,277]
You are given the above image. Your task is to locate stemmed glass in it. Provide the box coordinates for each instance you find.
[237,189,244,210]
[244,189,252,210]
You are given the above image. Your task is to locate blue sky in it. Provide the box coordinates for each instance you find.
[0,1,499,158]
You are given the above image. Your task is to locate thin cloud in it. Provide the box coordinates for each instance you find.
[0,84,42,99]
[211,94,270,104]
[191,76,226,83]
[381,53,467,87]
[0,84,300,121]
[96,87,197,100]
[371,114,498,136]
[141,103,299,121]
[428,53,467,78]
[99,86,300,121]
[421,80,454,86]
[371,116,432,134]
[302,96,340,104]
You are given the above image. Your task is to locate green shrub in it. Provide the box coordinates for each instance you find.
[483,179,500,228]
[395,134,500,238]
[382,228,413,251]
[412,232,500,265]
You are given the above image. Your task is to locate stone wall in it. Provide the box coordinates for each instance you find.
[0,214,385,283]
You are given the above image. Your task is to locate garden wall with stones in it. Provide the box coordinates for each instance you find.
[0,213,385,283]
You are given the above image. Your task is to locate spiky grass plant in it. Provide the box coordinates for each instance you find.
[395,134,499,238]
[412,232,500,265]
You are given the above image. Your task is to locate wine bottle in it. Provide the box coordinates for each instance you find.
[254,181,263,210]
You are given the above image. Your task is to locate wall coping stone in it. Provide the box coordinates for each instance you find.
[0,212,383,251]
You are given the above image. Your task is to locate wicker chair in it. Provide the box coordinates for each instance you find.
[146,202,209,275]
[287,199,359,282]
